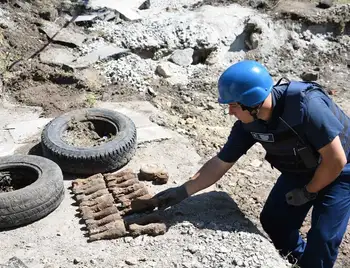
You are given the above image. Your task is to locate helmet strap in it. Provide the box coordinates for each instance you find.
[240,103,263,120]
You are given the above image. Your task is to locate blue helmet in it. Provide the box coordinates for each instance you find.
[217,60,274,107]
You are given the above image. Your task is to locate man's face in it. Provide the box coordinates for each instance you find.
[228,103,254,123]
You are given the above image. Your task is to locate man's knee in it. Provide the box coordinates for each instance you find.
[300,228,341,268]
[307,227,343,253]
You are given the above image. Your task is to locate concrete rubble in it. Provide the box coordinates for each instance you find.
[39,21,87,47]
[86,0,150,21]
[68,45,129,69]
[39,44,129,69]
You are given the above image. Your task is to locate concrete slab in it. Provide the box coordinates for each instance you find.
[0,101,174,156]
[116,5,142,21]
[39,21,86,47]
[96,102,155,128]
[5,118,52,144]
[97,100,160,115]
[88,0,142,21]
[74,14,98,22]
[0,102,43,129]
[68,45,129,69]
[137,125,174,144]
[96,101,174,144]
[0,102,43,156]
[114,108,154,128]
[0,143,16,157]
[39,47,75,66]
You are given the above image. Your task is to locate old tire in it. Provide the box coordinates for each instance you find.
[0,155,64,230]
[41,108,137,175]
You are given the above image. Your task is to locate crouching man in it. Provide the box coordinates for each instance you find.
[153,60,350,268]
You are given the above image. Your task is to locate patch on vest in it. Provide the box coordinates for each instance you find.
[251,132,275,142]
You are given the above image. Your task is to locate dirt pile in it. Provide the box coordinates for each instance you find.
[63,119,116,147]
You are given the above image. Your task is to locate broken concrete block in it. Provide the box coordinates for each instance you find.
[117,6,142,21]
[68,45,129,69]
[169,48,194,67]
[138,163,169,184]
[75,68,105,90]
[91,0,149,10]
[156,62,174,78]
[74,14,98,23]
[39,21,86,47]
[87,0,142,21]
[39,47,75,66]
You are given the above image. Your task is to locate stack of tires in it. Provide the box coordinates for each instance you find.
[0,108,137,230]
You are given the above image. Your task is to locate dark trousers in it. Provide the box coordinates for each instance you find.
[260,164,350,268]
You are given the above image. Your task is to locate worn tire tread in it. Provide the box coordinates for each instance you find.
[41,108,137,175]
[0,155,64,230]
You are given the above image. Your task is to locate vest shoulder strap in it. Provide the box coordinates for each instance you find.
[277,80,306,127]
[280,80,326,126]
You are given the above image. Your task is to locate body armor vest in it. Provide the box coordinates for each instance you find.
[243,80,344,174]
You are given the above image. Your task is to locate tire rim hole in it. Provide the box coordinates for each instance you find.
[0,167,38,192]
[62,119,118,148]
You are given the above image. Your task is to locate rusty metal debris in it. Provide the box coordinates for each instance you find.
[138,163,169,184]
[71,168,167,242]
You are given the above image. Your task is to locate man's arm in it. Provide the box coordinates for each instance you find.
[184,156,235,195]
[153,120,255,209]
[306,135,347,193]
[184,120,256,195]
[302,94,348,193]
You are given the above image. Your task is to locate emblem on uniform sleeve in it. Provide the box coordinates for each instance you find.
[251,132,275,142]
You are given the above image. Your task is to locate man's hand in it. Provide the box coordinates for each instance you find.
[285,186,317,206]
[153,185,189,210]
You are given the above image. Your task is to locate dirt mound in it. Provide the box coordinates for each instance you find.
[63,119,116,147]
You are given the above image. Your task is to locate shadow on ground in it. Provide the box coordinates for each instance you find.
[126,191,266,238]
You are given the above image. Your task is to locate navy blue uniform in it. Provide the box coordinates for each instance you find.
[218,81,350,268]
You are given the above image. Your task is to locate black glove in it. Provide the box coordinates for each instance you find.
[285,185,317,206]
[154,185,189,210]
